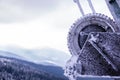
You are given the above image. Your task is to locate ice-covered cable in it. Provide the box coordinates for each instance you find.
[74,0,85,16]
[87,0,96,13]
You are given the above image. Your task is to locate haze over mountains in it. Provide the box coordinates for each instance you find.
[0,47,70,80]
[0,46,71,67]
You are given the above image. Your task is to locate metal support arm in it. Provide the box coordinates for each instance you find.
[73,0,96,16]
[74,0,85,16]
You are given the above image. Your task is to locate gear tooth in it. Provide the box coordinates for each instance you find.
[71,25,74,28]
[102,14,106,18]
[93,13,95,15]
[97,13,100,17]
[105,15,109,20]
[99,13,102,17]
[86,13,91,18]
[106,15,109,20]
[96,13,98,15]
[73,22,76,26]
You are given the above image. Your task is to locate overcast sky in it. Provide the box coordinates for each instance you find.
[0,0,112,53]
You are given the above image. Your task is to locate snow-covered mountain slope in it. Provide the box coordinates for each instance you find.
[0,56,68,80]
[0,50,24,60]
[0,47,71,67]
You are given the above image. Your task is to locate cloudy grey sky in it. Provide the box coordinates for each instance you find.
[0,0,112,53]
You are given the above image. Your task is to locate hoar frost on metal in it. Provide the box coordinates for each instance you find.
[65,0,120,80]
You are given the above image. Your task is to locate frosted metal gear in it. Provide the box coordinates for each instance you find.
[68,13,119,55]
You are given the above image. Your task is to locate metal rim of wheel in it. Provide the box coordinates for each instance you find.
[68,13,119,55]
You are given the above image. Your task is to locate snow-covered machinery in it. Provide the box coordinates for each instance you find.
[65,0,120,80]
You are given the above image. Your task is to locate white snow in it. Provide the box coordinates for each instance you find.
[64,55,80,80]
[89,34,97,42]
[0,58,12,63]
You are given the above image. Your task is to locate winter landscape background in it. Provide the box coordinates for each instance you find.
[0,0,115,80]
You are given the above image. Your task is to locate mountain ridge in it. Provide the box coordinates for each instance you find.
[0,55,68,80]
[0,47,71,67]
